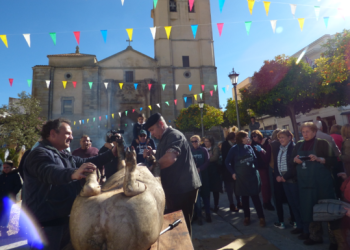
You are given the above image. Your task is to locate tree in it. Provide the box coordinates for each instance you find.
[175,104,224,132]
[0,92,44,151]
[224,98,252,128]
[240,55,335,141]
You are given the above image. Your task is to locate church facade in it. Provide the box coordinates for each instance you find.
[32,0,219,147]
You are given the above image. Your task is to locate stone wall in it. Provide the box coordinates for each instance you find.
[32,66,52,119]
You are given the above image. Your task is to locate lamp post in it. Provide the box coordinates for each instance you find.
[198,101,205,138]
[228,68,240,130]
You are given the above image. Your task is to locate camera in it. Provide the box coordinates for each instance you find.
[106,130,124,143]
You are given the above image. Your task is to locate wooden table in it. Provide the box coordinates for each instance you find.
[150,210,194,250]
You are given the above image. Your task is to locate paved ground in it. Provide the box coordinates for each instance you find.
[0,194,340,250]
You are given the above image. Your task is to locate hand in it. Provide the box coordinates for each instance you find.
[232,174,236,180]
[146,138,150,144]
[344,207,350,218]
[309,154,318,162]
[71,163,96,180]
[276,176,282,182]
[294,155,303,164]
[143,146,154,159]
[104,142,113,150]
[337,172,347,180]
[254,145,262,152]
[281,177,286,182]
[136,139,139,144]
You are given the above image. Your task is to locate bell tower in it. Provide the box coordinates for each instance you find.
[151,0,219,120]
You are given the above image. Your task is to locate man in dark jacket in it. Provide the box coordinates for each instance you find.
[0,161,22,237]
[130,130,156,164]
[23,118,119,250]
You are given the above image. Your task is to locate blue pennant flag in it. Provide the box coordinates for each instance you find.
[184,97,187,102]
[189,84,192,91]
[140,107,143,111]
[324,17,329,28]
[219,0,225,13]
[106,115,108,120]
[191,25,198,39]
[82,120,84,124]
[134,83,138,90]
[222,87,226,93]
[100,30,107,43]
[77,126,80,130]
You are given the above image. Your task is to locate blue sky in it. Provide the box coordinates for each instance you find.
[0,0,348,107]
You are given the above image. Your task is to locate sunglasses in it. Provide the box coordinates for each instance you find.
[252,135,258,138]
[191,141,198,143]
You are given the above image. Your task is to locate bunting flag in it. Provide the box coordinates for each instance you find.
[125,111,128,116]
[93,117,95,122]
[119,112,121,117]
[148,105,152,110]
[134,83,138,90]
[73,81,77,88]
[165,26,172,40]
[162,84,166,90]
[214,85,217,91]
[119,82,123,89]
[79,120,81,125]
[314,6,320,21]
[73,31,80,44]
[87,118,89,123]
[210,90,213,96]
[49,33,56,45]
[9,78,13,87]
[226,85,229,91]
[194,94,197,100]
[189,0,194,12]
[324,17,329,28]
[247,0,255,15]
[112,113,114,119]
[140,107,143,111]
[132,109,135,113]
[125,124,127,127]
[298,18,305,31]
[106,115,108,120]
[222,87,226,93]
[165,101,169,106]
[121,0,124,5]
[263,1,270,16]
[148,83,152,90]
[191,25,198,39]
[199,93,203,99]
[62,81,67,89]
[153,0,158,8]
[104,82,108,89]
[157,103,160,108]
[0,35,8,48]
[82,120,85,124]
[271,20,277,33]
[46,80,50,88]
[174,99,177,105]
[101,30,107,43]
[23,34,30,47]
[217,23,224,36]
[201,85,205,91]
[219,0,225,13]
[290,4,297,18]
[150,27,156,40]
[189,85,192,91]
[184,97,187,102]
[245,21,252,35]
[88,82,93,89]
[27,80,32,87]
[126,29,133,41]
[74,121,76,126]
[99,116,101,121]
[175,84,179,90]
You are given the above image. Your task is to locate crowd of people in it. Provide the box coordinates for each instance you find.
[0,113,350,250]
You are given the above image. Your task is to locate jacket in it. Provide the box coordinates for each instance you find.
[23,140,115,226]
[132,123,150,139]
[251,140,271,170]
[272,142,296,182]
[339,139,350,176]
[221,140,234,182]
[0,169,22,199]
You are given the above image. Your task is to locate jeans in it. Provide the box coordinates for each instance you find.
[195,193,210,217]
[242,195,264,219]
[223,181,240,206]
[283,182,303,230]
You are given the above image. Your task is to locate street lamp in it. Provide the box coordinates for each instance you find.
[228,68,240,130]
[198,101,205,138]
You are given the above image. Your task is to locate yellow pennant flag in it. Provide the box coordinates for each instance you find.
[248,0,255,15]
[194,94,197,101]
[164,26,172,40]
[0,35,8,48]
[148,105,152,110]
[263,1,270,16]
[298,18,305,31]
[62,81,67,89]
[119,83,123,89]
[112,113,114,119]
[126,29,133,41]
[87,119,89,123]
[74,121,76,125]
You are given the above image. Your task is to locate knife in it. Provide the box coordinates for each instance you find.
[159,219,182,235]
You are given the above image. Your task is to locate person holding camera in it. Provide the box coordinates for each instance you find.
[130,130,156,164]
[23,118,120,250]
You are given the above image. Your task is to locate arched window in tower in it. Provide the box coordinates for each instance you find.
[188,3,195,13]
[169,0,177,12]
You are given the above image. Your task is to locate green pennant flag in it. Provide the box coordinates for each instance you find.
[199,93,203,99]
[88,82,93,89]
[245,21,252,35]
[162,84,166,90]
[153,0,158,8]
[93,117,95,122]
[125,123,128,127]
[125,111,128,116]
[49,32,56,45]
[27,80,32,87]
[214,85,217,91]
[165,101,169,106]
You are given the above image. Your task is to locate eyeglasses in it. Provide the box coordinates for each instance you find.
[191,141,198,143]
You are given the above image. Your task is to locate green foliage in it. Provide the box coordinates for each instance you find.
[223,98,252,127]
[0,148,20,167]
[175,104,224,132]
[0,92,44,151]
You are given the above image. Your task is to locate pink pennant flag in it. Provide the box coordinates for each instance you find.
[73,31,80,45]
[148,83,152,90]
[132,109,135,113]
[210,90,213,96]
[174,99,177,105]
[72,81,77,88]
[189,0,194,11]
[217,23,224,36]
[9,78,13,87]
[201,85,205,91]
[99,116,101,121]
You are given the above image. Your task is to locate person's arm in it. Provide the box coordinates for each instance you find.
[331,138,341,157]
[209,146,219,162]
[157,133,183,169]
[339,140,350,163]
[260,143,271,164]
[316,140,337,169]
[225,147,236,175]
[74,147,116,168]
[198,147,210,171]
[12,173,23,196]
[274,150,281,178]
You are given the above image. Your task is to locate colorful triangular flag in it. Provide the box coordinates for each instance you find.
[245,21,252,35]
[46,80,50,88]
[148,83,152,90]
[112,113,114,119]
[314,6,320,21]
[226,85,229,91]
[87,118,89,123]
[189,0,194,12]
[154,0,158,8]
[298,18,305,31]
[148,105,152,110]
[199,93,203,99]
[248,0,255,15]
[62,81,67,89]
[176,84,179,90]
[210,90,213,96]
[99,116,101,121]
[88,82,93,89]
[9,79,13,87]
[219,0,225,13]
[222,87,226,93]
[174,99,177,105]
[324,17,329,28]
[217,23,224,36]
[72,81,77,88]
[165,26,172,40]
[126,28,133,41]
[191,25,198,39]
[194,94,197,100]
[290,4,297,18]
[101,30,107,43]
[121,0,124,5]
[140,107,143,111]
[271,20,277,33]
[93,117,95,122]
[134,83,138,90]
[162,84,166,90]
[189,84,192,91]
[214,85,217,91]
[150,27,156,40]
[49,33,56,45]
[104,82,108,89]
[119,112,121,117]
[73,31,80,45]
[106,115,108,120]
[0,35,8,48]
[23,34,30,47]
[157,103,160,108]
[125,111,128,116]
[119,83,123,89]
[184,97,187,102]
[201,85,205,91]
[27,80,32,87]
[263,1,270,16]
[165,101,169,106]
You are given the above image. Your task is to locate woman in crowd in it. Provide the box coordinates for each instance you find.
[330,124,345,199]
[221,132,240,212]
[292,122,337,245]
[251,130,274,211]
[340,124,350,176]
[203,137,222,213]
[190,135,210,224]
[273,130,302,234]
[225,131,266,227]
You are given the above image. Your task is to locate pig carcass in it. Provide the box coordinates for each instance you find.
[69,141,165,250]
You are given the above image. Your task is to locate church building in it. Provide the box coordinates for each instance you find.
[31,0,219,147]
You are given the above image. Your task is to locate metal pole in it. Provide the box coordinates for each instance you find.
[234,84,241,130]
[200,108,204,138]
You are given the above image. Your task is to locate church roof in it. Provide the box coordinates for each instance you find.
[98,46,155,63]
[47,53,96,58]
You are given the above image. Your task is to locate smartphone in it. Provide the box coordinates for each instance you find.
[299,156,311,161]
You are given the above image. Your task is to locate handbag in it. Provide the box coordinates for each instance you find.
[313,199,350,221]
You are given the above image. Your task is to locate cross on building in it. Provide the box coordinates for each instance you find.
[126,39,133,46]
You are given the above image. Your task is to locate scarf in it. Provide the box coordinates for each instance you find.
[277,142,290,175]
